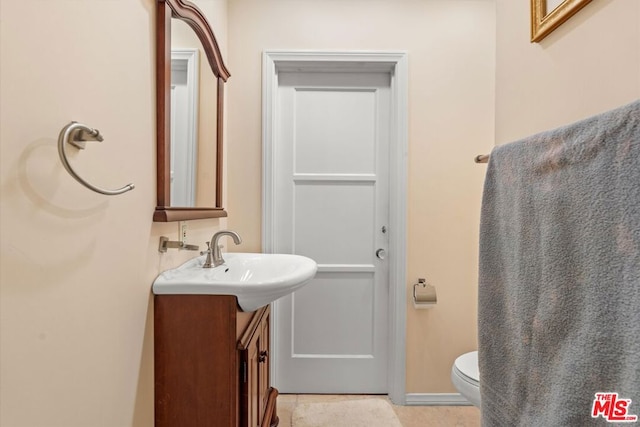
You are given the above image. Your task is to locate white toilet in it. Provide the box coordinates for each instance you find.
[451,351,481,407]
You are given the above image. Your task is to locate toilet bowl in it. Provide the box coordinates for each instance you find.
[451,351,481,407]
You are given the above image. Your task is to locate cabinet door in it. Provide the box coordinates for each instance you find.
[259,309,280,427]
[239,306,270,427]
[246,338,260,427]
[258,309,270,422]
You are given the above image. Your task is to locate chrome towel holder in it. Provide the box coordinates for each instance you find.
[57,121,135,196]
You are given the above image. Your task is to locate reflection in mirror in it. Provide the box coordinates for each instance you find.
[155,0,229,222]
[170,48,199,206]
[171,17,219,208]
[546,0,564,14]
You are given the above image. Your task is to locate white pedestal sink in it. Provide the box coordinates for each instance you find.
[152,253,318,311]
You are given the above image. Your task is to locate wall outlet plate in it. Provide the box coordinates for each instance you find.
[179,221,187,244]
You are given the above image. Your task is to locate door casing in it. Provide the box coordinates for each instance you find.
[262,51,408,404]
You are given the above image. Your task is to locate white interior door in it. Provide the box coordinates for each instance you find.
[272,70,391,393]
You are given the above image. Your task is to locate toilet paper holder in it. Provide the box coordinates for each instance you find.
[413,278,437,309]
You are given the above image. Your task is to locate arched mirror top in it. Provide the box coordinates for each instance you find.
[164,0,229,81]
[155,0,229,221]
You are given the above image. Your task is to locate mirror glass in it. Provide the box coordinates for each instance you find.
[545,0,564,14]
[154,0,229,222]
[170,18,218,207]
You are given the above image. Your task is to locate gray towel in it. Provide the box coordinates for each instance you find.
[479,100,640,426]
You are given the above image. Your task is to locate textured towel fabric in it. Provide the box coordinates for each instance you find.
[478,100,640,426]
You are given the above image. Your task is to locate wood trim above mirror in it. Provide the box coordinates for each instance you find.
[163,0,230,81]
[154,0,229,222]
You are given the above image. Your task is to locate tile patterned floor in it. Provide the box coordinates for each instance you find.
[277,394,481,427]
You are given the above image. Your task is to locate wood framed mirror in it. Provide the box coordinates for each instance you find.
[154,0,230,221]
[531,0,592,42]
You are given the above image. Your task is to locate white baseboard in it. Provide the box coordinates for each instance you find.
[404,393,472,406]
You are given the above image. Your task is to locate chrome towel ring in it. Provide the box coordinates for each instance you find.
[57,121,135,196]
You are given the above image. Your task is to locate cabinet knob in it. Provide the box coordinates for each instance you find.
[259,350,268,363]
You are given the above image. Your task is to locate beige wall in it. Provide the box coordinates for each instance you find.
[495,0,640,143]
[0,0,227,426]
[225,0,496,393]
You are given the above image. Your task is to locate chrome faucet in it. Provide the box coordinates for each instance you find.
[202,230,242,268]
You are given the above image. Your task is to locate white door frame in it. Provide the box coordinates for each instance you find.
[262,50,408,404]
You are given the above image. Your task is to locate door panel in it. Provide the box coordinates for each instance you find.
[294,89,376,174]
[294,182,375,264]
[273,71,390,393]
[292,272,375,356]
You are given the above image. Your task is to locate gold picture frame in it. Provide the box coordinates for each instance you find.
[531,0,592,42]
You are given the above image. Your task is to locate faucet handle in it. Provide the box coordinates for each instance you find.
[200,241,211,256]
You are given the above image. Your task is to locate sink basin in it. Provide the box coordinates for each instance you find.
[152,253,318,311]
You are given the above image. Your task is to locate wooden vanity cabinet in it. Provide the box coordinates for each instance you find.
[154,295,279,427]
[238,301,278,427]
